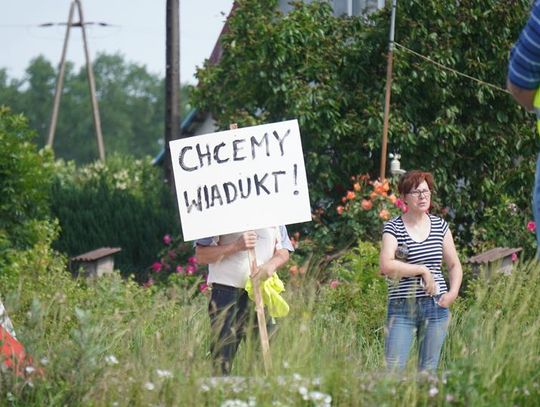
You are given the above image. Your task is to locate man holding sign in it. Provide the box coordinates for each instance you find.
[196,226,293,374]
[170,120,311,375]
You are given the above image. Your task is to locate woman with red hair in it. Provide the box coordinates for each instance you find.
[379,170,462,372]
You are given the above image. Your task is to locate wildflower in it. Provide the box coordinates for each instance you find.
[105,355,119,365]
[289,265,299,276]
[337,205,345,215]
[144,382,155,391]
[329,280,339,288]
[40,357,49,365]
[163,234,172,245]
[307,391,332,406]
[346,190,356,200]
[353,182,361,191]
[445,394,455,402]
[188,256,198,265]
[185,264,196,275]
[200,383,211,392]
[341,196,347,203]
[361,199,372,210]
[220,400,249,407]
[176,265,184,274]
[512,252,518,262]
[527,220,536,233]
[151,262,162,273]
[143,278,154,288]
[428,386,439,397]
[156,369,173,379]
[25,366,36,374]
[507,202,518,213]
[199,283,209,293]
[379,209,390,220]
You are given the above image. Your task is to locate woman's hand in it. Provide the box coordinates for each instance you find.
[420,266,437,296]
[437,290,458,308]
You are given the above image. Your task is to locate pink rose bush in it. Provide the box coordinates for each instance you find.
[145,234,208,294]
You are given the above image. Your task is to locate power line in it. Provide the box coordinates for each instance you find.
[39,22,118,27]
[394,42,510,95]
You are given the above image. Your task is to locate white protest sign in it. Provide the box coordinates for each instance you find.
[169,119,311,241]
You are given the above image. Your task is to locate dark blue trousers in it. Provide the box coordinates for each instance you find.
[208,284,250,375]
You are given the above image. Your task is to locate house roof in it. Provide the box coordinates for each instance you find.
[467,247,522,264]
[71,247,122,262]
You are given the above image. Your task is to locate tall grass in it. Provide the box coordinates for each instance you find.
[1,261,540,406]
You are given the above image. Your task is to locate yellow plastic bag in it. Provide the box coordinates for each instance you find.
[245,273,290,318]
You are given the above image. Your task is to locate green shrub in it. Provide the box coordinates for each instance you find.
[145,235,208,298]
[317,240,387,344]
[50,155,179,280]
[469,194,536,259]
[0,106,54,250]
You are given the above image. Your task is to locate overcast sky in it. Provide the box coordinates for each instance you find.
[0,0,234,84]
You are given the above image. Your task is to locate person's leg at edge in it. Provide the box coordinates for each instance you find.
[417,297,450,373]
[385,298,416,372]
[533,153,540,257]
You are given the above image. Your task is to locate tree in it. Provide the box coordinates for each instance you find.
[192,0,535,251]
[0,106,54,250]
[0,53,192,164]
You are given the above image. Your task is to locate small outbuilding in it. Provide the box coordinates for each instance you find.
[467,247,522,277]
[71,247,122,278]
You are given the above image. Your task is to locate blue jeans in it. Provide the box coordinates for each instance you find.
[385,296,450,372]
[534,153,540,254]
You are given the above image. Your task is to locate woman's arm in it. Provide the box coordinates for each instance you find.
[379,233,436,295]
[438,229,463,307]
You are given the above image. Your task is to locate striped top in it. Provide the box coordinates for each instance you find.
[383,214,449,300]
[508,1,540,90]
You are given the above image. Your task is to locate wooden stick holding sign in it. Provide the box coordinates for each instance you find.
[229,123,272,374]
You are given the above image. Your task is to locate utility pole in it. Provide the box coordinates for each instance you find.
[164,0,180,185]
[379,0,397,181]
[46,0,105,161]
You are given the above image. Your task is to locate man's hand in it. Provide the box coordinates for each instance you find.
[252,262,276,283]
[507,79,535,112]
[235,231,257,251]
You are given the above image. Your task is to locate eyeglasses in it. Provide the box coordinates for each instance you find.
[408,189,431,198]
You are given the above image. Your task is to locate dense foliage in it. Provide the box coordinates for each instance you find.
[50,156,179,279]
[0,106,55,251]
[193,0,537,256]
[0,54,192,163]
